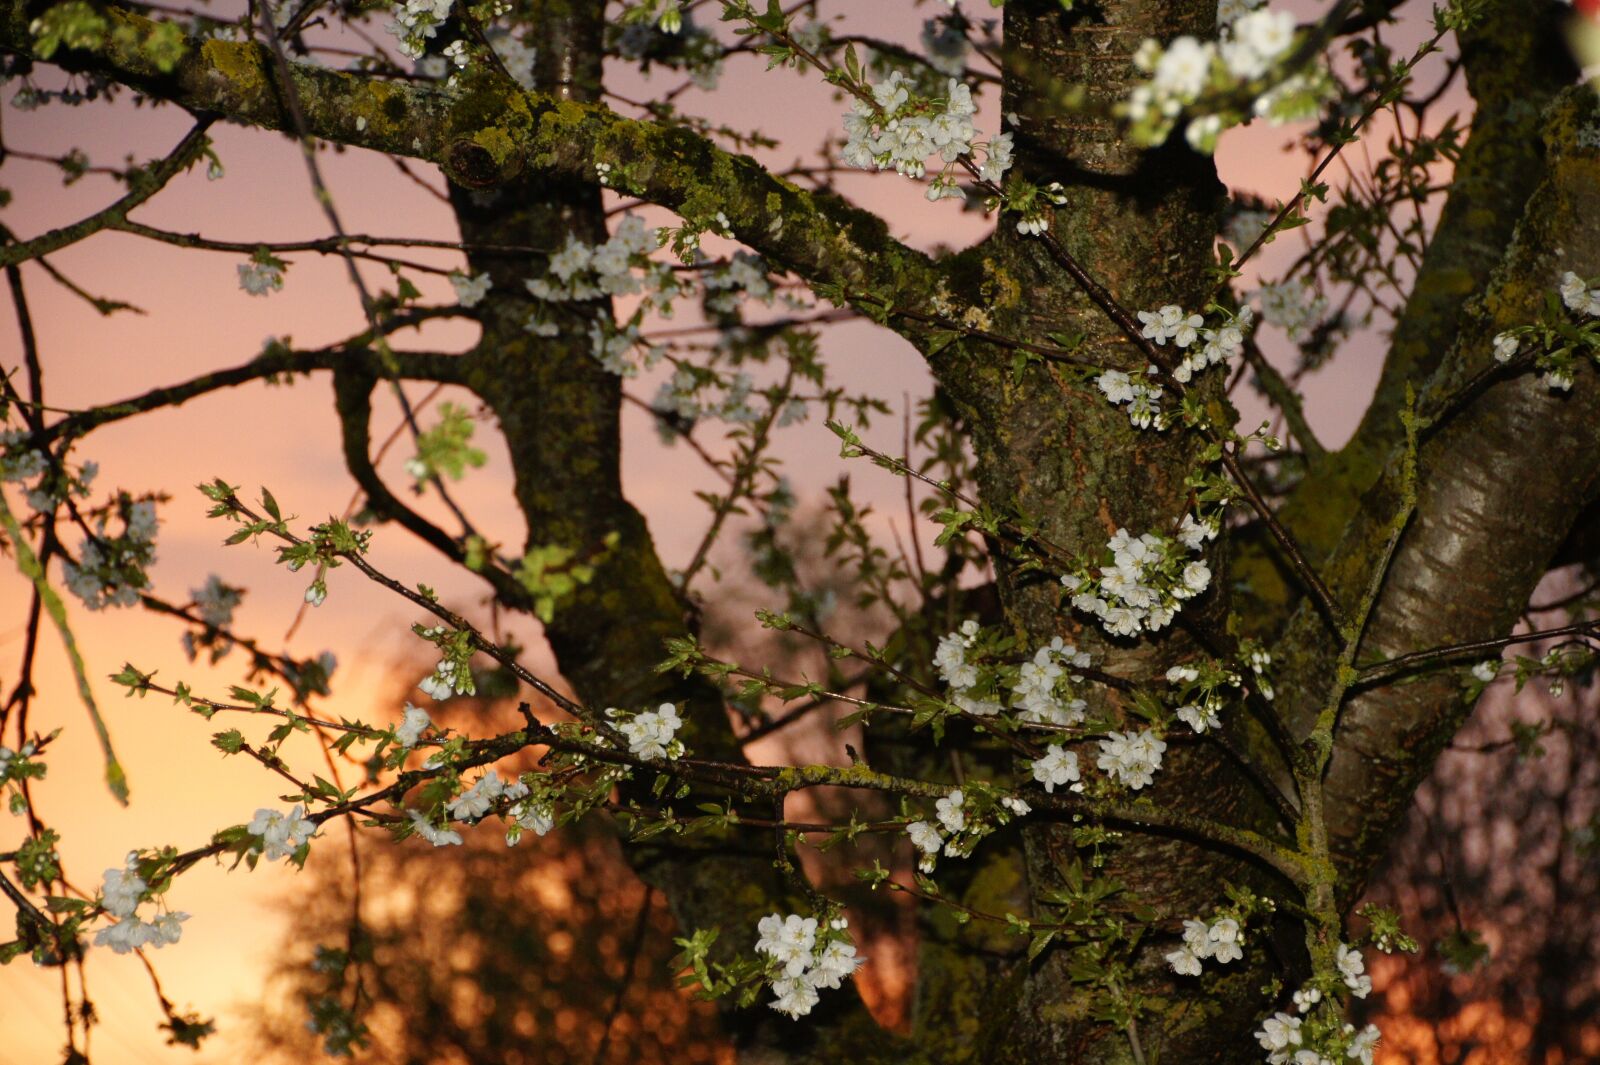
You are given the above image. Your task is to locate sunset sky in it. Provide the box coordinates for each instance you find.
[0,3,1455,1061]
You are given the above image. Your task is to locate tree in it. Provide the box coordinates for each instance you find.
[2,0,1598,1061]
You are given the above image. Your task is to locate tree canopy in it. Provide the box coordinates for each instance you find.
[3,0,1600,1062]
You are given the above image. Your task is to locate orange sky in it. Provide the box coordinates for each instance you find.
[0,3,1455,1061]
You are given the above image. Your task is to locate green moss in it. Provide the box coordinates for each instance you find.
[198,37,267,101]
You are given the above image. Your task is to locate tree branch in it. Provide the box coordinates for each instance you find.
[0,118,214,268]
[0,3,944,314]
[34,316,464,446]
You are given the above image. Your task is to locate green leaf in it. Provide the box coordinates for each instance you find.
[212,729,245,754]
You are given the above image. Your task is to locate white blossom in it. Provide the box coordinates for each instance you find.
[1031,745,1081,793]
[1177,703,1221,733]
[508,798,556,841]
[769,976,821,1018]
[1095,729,1166,790]
[447,769,508,821]
[1336,943,1371,998]
[616,702,683,761]
[1179,513,1220,550]
[191,575,241,628]
[417,671,453,700]
[1223,9,1295,80]
[1000,796,1032,817]
[408,808,463,846]
[1345,1023,1380,1064]
[1208,917,1243,963]
[1252,280,1327,343]
[1558,270,1599,316]
[247,805,315,860]
[935,788,966,834]
[1256,1012,1303,1055]
[449,271,493,307]
[1491,332,1519,363]
[238,258,283,296]
[1152,37,1214,99]
[395,703,432,748]
[151,910,189,946]
[1167,945,1204,976]
[0,430,46,483]
[755,913,818,978]
[95,915,155,954]
[100,855,146,918]
[808,939,863,989]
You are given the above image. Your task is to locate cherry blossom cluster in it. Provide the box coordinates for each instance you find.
[1060,526,1213,638]
[478,26,537,88]
[1031,744,1081,793]
[1094,728,1167,790]
[190,574,241,629]
[237,250,286,296]
[62,495,159,610]
[607,702,684,761]
[933,623,1094,726]
[1095,366,1166,429]
[394,703,432,748]
[527,214,666,305]
[1,423,97,514]
[841,72,1011,195]
[702,252,775,313]
[93,853,188,954]
[753,913,864,1019]
[1164,641,1271,735]
[1251,941,1378,1065]
[1134,303,1255,388]
[180,573,245,661]
[1012,637,1092,726]
[1255,1006,1380,1065]
[1251,279,1328,344]
[1123,3,1332,153]
[426,766,558,845]
[1165,915,1244,976]
[407,808,464,847]
[904,787,1029,873]
[385,0,452,60]
[248,805,316,862]
[651,367,765,427]
[416,657,473,700]
[932,619,1000,716]
[611,11,724,90]
[1335,942,1372,999]
[449,270,493,308]
[1489,270,1600,392]
[0,429,45,483]
[414,625,478,700]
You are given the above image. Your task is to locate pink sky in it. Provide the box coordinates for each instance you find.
[0,3,1454,1060]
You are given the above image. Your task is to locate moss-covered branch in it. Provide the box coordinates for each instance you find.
[1277,86,1600,898]
[1274,0,1577,568]
[0,0,943,315]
